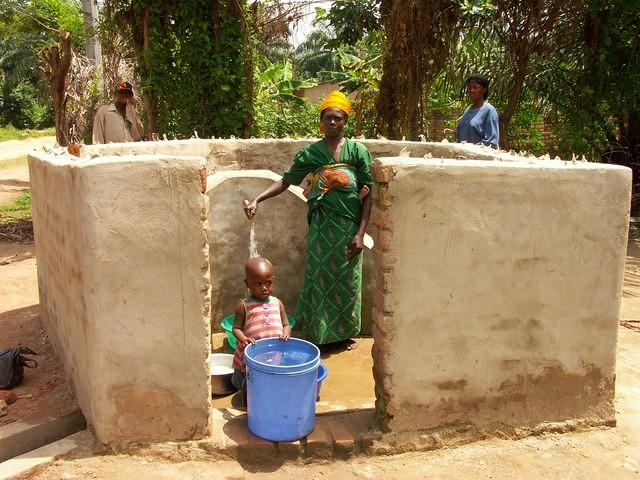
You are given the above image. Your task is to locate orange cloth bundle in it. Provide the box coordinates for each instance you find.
[319,90,352,116]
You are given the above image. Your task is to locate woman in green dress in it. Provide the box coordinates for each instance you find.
[243,91,373,350]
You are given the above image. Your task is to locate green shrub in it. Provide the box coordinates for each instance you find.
[0,191,32,224]
[3,82,53,129]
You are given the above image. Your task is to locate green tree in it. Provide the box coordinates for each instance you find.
[294,29,340,79]
[316,32,383,137]
[253,57,319,138]
[0,0,84,128]
[101,0,252,138]
[375,0,463,140]
[531,0,640,205]
[318,0,381,47]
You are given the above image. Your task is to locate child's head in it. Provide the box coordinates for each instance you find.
[244,257,275,300]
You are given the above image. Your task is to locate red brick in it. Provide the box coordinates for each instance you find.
[330,422,356,459]
[373,248,397,270]
[359,430,384,453]
[378,188,394,208]
[373,289,385,313]
[383,254,398,269]
[373,249,385,273]
[371,324,391,358]
[305,424,333,459]
[371,205,387,229]
[227,419,277,463]
[0,391,17,404]
[371,184,381,202]
[374,267,388,294]
[373,164,396,183]
[379,229,393,252]
[383,272,392,291]
[277,439,303,459]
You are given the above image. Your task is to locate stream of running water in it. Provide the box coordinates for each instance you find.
[249,221,260,258]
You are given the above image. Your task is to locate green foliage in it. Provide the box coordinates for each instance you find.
[0,191,31,224]
[102,0,252,138]
[316,0,381,47]
[3,81,52,128]
[0,124,55,142]
[316,32,383,138]
[253,58,320,138]
[533,0,640,162]
[507,102,544,154]
[0,0,84,129]
[294,29,340,79]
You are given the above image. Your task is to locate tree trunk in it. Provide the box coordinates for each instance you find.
[236,0,254,137]
[376,0,460,140]
[499,57,528,149]
[141,7,156,138]
[40,30,73,147]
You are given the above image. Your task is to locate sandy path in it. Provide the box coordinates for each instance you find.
[1,238,638,479]
[13,326,640,479]
[0,136,56,162]
[0,136,55,204]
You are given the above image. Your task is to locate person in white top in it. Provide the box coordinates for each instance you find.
[92,81,144,144]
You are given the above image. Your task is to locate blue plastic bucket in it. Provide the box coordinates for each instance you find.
[244,338,320,441]
[316,363,328,401]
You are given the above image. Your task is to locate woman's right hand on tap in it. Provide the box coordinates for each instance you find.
[243,199,258,220]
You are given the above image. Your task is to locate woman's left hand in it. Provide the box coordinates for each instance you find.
[347,233,364,258]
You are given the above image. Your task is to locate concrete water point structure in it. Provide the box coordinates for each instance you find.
[27,139,631,449]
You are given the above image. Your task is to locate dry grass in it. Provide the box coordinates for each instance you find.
[0,156,27,170]
[0,192,33,242]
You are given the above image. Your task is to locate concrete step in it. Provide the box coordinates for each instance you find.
[0,430,90,480]
[0,408,86,463]
[132,409,384,463]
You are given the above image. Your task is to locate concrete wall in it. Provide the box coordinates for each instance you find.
[82,139,517,177]
[32,139,629,444]
[206,171,308,328]
[370,157,631,434]
[29,153,211,445]
[205,170,375,335]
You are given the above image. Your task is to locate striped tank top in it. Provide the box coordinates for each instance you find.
[232,295,283,371]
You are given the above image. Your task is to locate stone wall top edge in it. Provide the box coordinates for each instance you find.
[28,151,206,168]
[80,137,488,152]
[374,156,632,173]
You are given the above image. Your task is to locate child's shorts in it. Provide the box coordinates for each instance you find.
[231,369,246,392]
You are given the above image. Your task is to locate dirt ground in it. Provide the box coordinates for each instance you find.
[0,242,77,428]
[0,136,55,205]
[1,156,640,478]
[1,240,637,479]
[13,323,640,480]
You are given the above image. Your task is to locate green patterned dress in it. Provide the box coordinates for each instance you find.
[282,139,373,345]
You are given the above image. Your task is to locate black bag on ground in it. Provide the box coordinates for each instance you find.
[0,347,38,390]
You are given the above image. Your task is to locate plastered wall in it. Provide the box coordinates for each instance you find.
[205,170,376,335]
[30,139,629,445]
[83,138,518,176]
[370,157,631,434]
[29,153,211,445]
[205,171,308,327]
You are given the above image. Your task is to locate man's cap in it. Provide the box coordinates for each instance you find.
[115,81,134,94]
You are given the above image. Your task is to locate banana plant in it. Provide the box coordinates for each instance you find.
[258,58,317,107]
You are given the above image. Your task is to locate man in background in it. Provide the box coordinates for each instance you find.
[92,81,144,144]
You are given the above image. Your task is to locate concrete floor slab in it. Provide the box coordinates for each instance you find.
[0,430,90,480]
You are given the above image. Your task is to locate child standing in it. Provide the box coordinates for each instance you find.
[231,257,291,398]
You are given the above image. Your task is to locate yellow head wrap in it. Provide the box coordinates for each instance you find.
[320,90,352,117]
